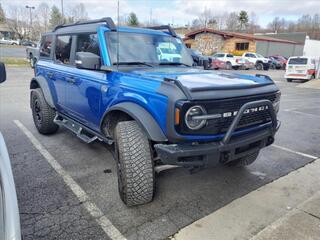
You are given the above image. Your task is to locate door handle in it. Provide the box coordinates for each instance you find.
[66,77,76,84]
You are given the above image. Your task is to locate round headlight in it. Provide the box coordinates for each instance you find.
[185,105,207,130]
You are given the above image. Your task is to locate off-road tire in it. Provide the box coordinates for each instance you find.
[31,88,59,134]
[256,62,263,70]
[226,151,259,167]
[114,121,155,206]
[286,78,292,82]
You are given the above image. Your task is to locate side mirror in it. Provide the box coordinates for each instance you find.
[75,52,101,70]
[0,62,6,83]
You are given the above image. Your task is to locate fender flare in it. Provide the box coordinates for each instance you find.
[30,76,55,109]
[101,102,167,142]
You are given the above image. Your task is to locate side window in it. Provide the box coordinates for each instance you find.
[40,35,52,58]
[227,54,233,58]
[76,33,100,56]
[55,35,72,65]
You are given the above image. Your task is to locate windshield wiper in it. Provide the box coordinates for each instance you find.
[113,62,154,67]
[159,62,191,67]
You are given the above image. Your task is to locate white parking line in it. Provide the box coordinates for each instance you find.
[272,144,318,160]
[284,109,320,118]
[14,120,126,240]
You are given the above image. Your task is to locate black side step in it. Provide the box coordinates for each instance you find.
[54,114,112,144]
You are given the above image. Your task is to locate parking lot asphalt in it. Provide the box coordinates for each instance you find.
[0,67,319,240]
[0,45,27,58]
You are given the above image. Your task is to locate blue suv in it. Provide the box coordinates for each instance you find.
[30,18,281,206]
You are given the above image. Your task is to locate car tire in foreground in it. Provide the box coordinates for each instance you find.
[114,121,155,206]
[31,88,59,134]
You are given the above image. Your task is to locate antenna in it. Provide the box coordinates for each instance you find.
[117,0,120,69]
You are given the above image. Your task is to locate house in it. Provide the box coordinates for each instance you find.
[183,28,303,57]
[0,22,14,38]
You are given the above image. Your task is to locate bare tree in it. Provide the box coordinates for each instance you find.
[6,6,29,40]
[248,12,260,33]
[267,17,286,33]
[37,3,50,32]
[215,12,227,30]
[198,8,215,28]
[68,3,88,23]
[225,12,238,31]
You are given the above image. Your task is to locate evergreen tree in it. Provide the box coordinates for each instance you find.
[238,10,249,31]
[49,5,63,29]
[127,12,139,26]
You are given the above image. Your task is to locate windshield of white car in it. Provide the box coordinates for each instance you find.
[105,32,193,66]
[257,54,264,58]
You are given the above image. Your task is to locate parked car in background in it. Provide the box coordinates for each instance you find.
[285,56,317,82]
[20,40,36,47]
[212,52,241,70]
[269,55,287,69]
[188,49,210,67]
[242,52,270,70]
[0,62,22,240]
[157,42,181,62]
[26,43,40,68]
[0,38,20,45]
[236,58,255,70]
[210,57,227,70]
[268,57,283,70]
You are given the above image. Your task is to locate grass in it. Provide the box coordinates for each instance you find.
[0,57,29,67]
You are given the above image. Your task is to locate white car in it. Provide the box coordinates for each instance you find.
[157,43,181,62]
[0,62,21,240]
[285,56,318,82]
[0,38,20,45]
[212,53,241,70]
[242,52,270,70]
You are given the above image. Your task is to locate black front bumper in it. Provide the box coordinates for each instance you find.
[155,99,280,168]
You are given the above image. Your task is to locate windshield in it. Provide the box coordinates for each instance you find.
[257,54,264,58]
[105,32,193,66]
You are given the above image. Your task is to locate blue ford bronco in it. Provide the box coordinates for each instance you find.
[30,18,281,206]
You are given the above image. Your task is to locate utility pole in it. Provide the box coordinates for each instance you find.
[25,5,35,39]
[61,0,64,23]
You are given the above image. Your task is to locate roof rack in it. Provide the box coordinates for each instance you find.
[147,25,177,37]
[53,17,116,32]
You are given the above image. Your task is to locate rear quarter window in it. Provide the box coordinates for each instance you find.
[288,58,308,65]
[39,35,53,58]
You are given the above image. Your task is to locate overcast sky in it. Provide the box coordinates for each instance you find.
[2,0,319,27]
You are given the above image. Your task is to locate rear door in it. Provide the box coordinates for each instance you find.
[52,34,75,112]
[37,34,67,110]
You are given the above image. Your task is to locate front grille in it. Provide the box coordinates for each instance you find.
[177,92,279,135]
